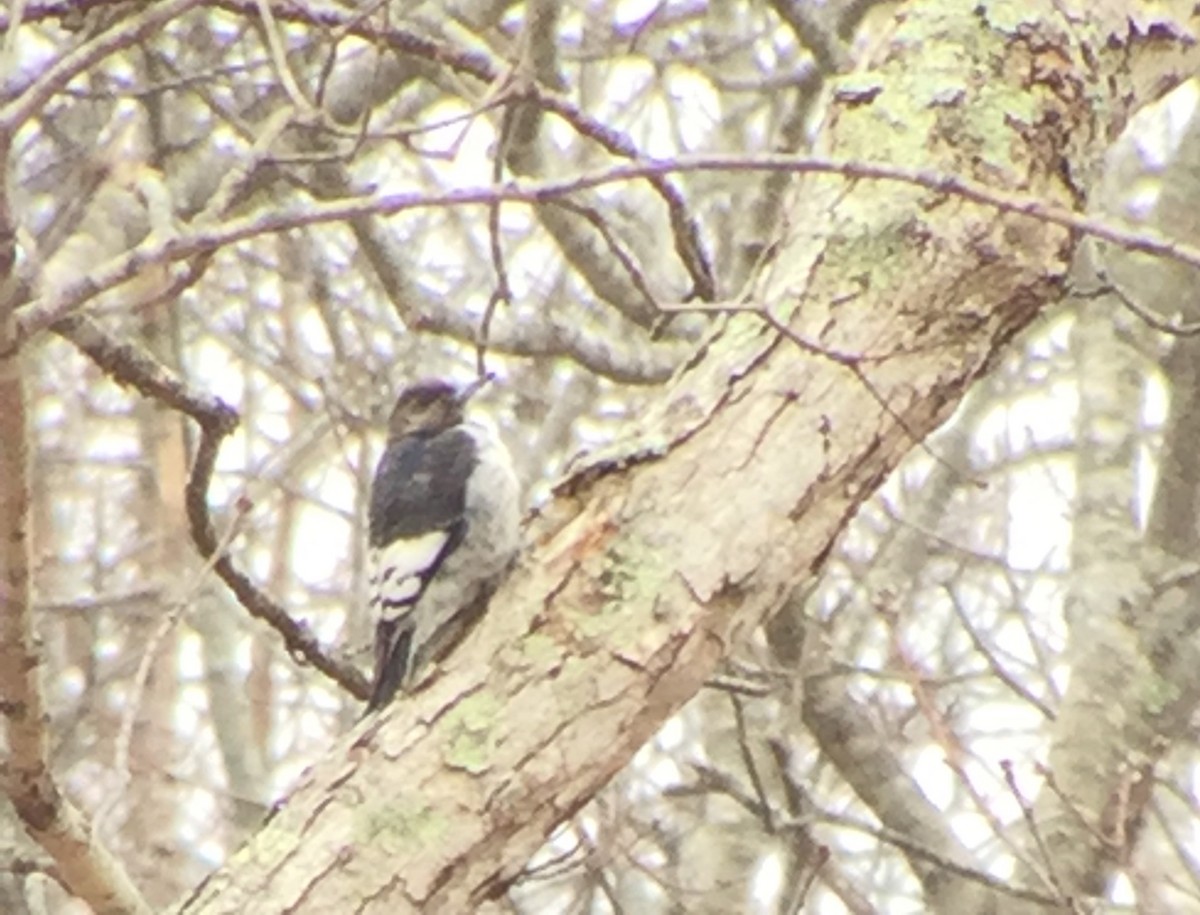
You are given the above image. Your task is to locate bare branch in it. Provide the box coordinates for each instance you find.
[55,313,369,699]
[18,152,1200,352]
[0,0,210,132]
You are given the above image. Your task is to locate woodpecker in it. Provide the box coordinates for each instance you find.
[365,377,520,712]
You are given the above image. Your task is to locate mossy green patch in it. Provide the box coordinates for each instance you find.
[1139,669,1182,718]
[520,631,561,668]
[355,800,448,856]
[442,692,503,774]
[558,534,674,646]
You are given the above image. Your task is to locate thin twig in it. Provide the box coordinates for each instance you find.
[1088,264,1200,337]
[253,0,312,113]
[1000,760,1070,903]
[731,693,775,833]
[94,497,252,845]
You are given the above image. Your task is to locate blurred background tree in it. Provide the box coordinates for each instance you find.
[3,1,1200,913]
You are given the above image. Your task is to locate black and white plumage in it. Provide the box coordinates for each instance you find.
[365,378,520,712]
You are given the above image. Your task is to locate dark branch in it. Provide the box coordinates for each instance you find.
[57,314,370,700]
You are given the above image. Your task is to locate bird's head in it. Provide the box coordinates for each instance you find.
[386,376,489,439]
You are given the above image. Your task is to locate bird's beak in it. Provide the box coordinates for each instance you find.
[457,373,494,404]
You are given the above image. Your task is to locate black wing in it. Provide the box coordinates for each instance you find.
[368,427,477,547]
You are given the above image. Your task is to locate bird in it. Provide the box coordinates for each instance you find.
[364,376,521,712]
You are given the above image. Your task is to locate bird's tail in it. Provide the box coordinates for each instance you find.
[365,621,413,714]
[362,585,498,716]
